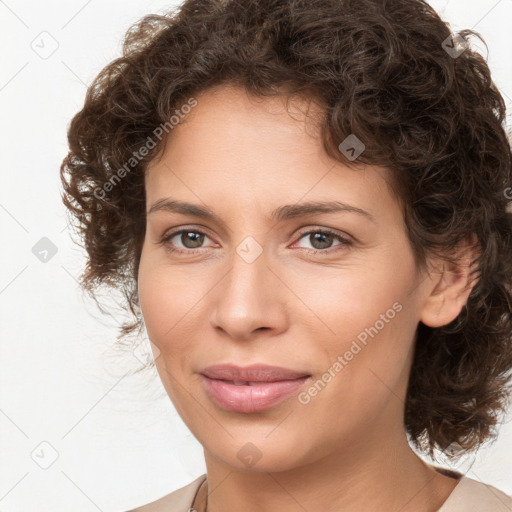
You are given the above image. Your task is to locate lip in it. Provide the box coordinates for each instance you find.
[201,363,310,382]
[200,364,311,413]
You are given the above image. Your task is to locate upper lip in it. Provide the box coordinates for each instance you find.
[201,364,310,382]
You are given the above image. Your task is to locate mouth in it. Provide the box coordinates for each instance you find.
[200,363,311,382]
[226,380,275,386]
[199,367,311,413]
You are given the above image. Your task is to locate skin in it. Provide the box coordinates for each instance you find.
[137,84,477,512]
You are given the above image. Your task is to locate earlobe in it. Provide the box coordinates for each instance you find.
[419,237,480,328]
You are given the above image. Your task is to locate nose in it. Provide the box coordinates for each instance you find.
[209,244,288,341]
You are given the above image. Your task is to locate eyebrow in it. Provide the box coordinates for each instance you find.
[147,198,376,224]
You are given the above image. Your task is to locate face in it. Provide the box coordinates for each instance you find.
[137,84,432,473]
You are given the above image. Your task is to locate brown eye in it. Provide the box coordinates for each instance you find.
[161,228,213,254]
[308,232,335,250]
[178,231,205,249]
[294,229,353,253]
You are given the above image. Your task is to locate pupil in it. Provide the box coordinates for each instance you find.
[312,233,332,249]
[183,232,204,248]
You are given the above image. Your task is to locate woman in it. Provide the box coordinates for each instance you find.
[60,0,512,510]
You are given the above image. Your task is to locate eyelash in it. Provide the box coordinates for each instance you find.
[160,227,353,255]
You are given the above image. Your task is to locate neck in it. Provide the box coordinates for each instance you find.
[200,427,460,512]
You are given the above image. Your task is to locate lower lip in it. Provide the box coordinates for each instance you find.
[200,375,310,413]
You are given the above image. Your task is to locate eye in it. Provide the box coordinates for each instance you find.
[293,228,353,253]
[160,228,215,254]
[160,226,353,255]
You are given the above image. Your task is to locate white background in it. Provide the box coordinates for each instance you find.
[1,1,511,510]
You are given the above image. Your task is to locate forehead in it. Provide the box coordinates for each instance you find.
[151,85,328,168]
[144,85,397,220]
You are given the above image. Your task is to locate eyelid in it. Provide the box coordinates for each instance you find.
[292,226,353,243]
[290,226,354,252]
[160,225,217,246]
[160,226,351,243]
[160,224,354,255]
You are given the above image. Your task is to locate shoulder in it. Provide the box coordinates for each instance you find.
[438,476,512,512]
[126,474,207,512]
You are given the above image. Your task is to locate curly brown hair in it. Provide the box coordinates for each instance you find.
[60,0,512,459]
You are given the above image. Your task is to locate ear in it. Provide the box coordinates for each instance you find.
[420,235,480,328]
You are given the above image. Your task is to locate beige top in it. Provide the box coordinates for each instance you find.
[127,472,512,512]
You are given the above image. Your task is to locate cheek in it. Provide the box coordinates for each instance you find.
[289,250,419,397]
[137,247,183,349]
[137,254,200,407]
[284,252,415,350]
[137,246,215,360]
[317,288,412,394]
